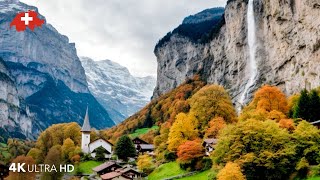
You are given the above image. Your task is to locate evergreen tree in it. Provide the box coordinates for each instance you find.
[308,90,320,122]
[115,135,136,161]
[293,90,310,121]
[95,146,107,161]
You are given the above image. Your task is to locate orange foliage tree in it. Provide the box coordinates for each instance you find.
[8,156,36,180]
[241,85,289,121]
[177,139,204,164]
[279,119,295,131]
[205,117,226,138]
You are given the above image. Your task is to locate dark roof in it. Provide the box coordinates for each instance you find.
[132,137,148,144]
[135,144,154,150]
[92,162,120,172]
[204,138,218,144]
[81,107,91,132]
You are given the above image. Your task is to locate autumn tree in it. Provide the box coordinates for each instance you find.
[27,148,42,164]
[213,119,296,180]
[167,113,199,152]
[41,145,63,180]
[115,135,136,161]
[205,117,226,138]
[188,85,237,126]
[61,138,76,161]
[217,162,245,180]
[279,119,295,131]
[137,154,155,174]
[241,85,289,121]
[177,139,204,164]
[8,156,36,180]
[292,121,320,165]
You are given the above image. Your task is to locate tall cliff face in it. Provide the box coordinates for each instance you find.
[153,0,320,107]
[81,57,156,124]
[0,0,115,139]
[0,58,33,140]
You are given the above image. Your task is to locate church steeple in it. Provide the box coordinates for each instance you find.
[81,107,91,132]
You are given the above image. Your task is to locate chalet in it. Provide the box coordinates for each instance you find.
[0,162,9,180]
[203,138,218,156]
[101,168,142,180]
[81,107,113,159]
[132,137,154,153]
[93,161,122,175]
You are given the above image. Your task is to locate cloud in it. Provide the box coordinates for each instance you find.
[21,0,227,77]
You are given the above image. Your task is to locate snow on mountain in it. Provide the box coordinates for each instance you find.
[81,57,156,123]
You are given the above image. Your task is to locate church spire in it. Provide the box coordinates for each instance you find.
[81,106,91,132]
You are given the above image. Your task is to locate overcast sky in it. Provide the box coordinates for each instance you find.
[20,0,227,77]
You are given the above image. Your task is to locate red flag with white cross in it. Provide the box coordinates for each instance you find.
[10,10,45,32]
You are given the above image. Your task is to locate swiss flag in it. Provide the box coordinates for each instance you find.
[10,10,45,32]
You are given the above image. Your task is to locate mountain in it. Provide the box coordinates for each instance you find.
[0,0,114,140]
[80,57,156,124]
[153,1,320,109]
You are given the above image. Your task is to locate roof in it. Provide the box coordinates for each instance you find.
[89,138,114,146]
[204,138,218,144]
[139,144,154,150]
[81,107,91,132]
[92,162,120,172]
[100,172,123,180]
[132,137,148,144]
[311,120,320,125]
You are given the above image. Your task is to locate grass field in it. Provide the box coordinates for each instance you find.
[178,170,211,180]
[77,161,103,174]
[129,126,159,138]
[308,177,320,180]
[148,162,186,180]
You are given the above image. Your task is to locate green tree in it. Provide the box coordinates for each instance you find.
[293,89,310,121]
[95,146,107,161]
[115,135,136,161]
[308,90,320,122]
[213,119,296,180]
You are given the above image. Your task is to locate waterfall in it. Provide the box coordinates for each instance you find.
[239,0,258,110]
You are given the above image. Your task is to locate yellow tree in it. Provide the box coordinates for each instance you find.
[137,154,155,174]
[188,85,237,126]
[217,162,245,180]
[61,138,76,161]
[167,113,199,152]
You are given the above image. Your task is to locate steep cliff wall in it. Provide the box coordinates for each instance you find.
[153,0,320,107]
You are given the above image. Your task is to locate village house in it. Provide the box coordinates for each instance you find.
[101,167,142,180]
[81,108,113,159]
[93,161,122,176]
[203,138,218,156]
[132,137,154,154]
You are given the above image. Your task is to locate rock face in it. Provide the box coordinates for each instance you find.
[0,58,33,140]
[153,0,320,107]
[0,0,115,140]
[81,57,156,124]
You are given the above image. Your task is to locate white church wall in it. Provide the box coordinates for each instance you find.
[89,139,113,155]
[81,132,90,153]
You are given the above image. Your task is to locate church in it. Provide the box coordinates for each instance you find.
[81,108,113,159]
